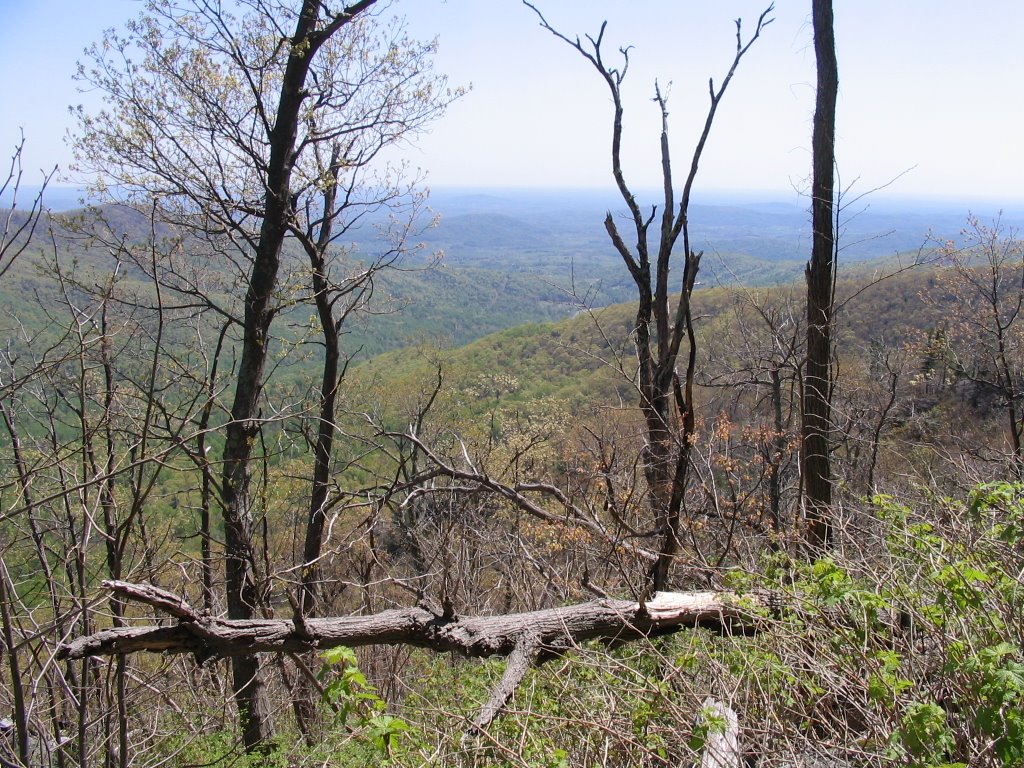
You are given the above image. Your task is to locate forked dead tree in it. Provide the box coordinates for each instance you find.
[523,2,774,590]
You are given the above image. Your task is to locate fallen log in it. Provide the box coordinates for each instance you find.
[59,580,763,731]
[60,581,761,662]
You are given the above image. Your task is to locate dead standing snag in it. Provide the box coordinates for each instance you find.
[523,2,774,591]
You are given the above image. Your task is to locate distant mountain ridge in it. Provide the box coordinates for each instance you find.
[11,185,1022,268]
[3,187,1020,365]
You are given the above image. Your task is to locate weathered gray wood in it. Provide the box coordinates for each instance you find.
[469,633,541,734]
[59,583,762,732]
[104,580,201,621]
[59,583,759,662]
[699,697,741,768]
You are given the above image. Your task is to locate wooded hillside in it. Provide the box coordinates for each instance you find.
[2,2,1024,767]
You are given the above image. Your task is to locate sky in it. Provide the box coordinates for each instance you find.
[2,0,1023,207]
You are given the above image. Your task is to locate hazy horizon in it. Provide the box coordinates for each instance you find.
[7,183,1024,223]
[3,2,1024,202]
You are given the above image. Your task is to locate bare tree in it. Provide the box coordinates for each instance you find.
[0,145,60,701]
[702,289,804,553]
[72,0,457,752]
[524,2,773,590]
[931,216,1024,477]
[1,136,55,280]
[803,0,839,551]
[0,213,212,767]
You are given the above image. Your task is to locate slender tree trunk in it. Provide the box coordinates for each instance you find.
[994,323,1024,478]
[292,150,345,743]
[0,558,30,768]
[298,146,345,622]
[219,2,321,748]
[218,2,379,751]
[867,365,899,492]
[198,323,228,616]
[98,305,129,768]
[803,0,838,552]
[768,366,785,545]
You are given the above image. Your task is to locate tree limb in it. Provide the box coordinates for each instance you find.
[468,632,542,735]
[61,581,759,662]
[59,582,762,733]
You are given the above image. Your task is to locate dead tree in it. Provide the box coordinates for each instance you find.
[60,580,761,735]
[802,0,839,551]
[524,2,774,590]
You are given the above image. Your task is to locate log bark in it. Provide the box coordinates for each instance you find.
[469,633,541,734]
[60,582,759,663]
[802,0,838,550]
[60,582,761,734]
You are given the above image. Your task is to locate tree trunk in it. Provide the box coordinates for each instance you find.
[61,580,761,731]
[218,1,379,752]
[0,560,30,768]
[803,0,838,552]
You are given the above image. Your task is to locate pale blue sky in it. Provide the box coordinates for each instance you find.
[2,1,1022,204]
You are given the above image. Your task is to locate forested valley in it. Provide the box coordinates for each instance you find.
[2,2,1024,767]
